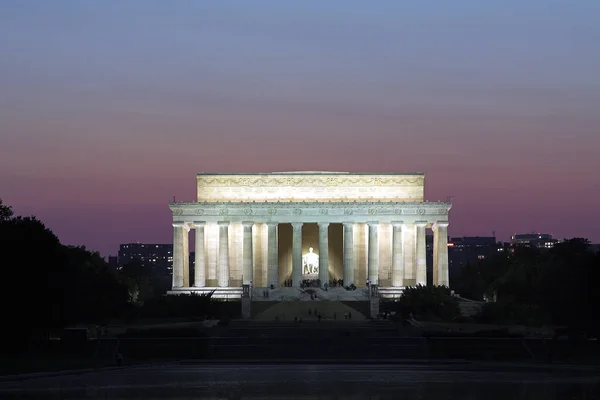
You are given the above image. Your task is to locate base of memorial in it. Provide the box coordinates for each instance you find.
[167,285,407,300]
[167,287,243,299]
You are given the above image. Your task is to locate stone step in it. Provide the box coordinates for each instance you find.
[253,300,368,321]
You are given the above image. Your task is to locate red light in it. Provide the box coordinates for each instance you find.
[447,243,454,247]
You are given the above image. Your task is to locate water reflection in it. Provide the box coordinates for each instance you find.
[1,364,599,400]
[2,381,599,400]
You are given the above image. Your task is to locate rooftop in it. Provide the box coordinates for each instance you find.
[197,171,424,176]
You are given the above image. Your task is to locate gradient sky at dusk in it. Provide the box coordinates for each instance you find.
[1,0,599,257]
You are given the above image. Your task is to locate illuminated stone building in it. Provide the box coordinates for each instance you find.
[168,172,451,298]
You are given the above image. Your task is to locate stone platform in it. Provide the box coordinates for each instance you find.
[167,285,404,301]
[167,287,242,299]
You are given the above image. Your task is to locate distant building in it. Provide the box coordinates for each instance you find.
[446,236,506,277]
[510,233,559,249]
[118,243,173,276]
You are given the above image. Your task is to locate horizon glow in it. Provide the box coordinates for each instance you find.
[1,0,599,256]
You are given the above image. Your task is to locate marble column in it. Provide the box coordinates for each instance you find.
[267,222,278,287]
[415,222,427,286]
[291,222,303,287]
[433,222,450,287]
[367,221,379,285]
[391,221,403,287]
[172,222,190,288]
[206,223,218,282]
[343,222,354,286]
[402,223,415,286]
[217,221,230,287]
[193,221,206,287]
[318,222,329,285]
[242,221,253,285]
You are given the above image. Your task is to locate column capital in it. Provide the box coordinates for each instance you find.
[173,222,190,231]
[266,222,278,227]
[391,221,404,227]
[415,221,428,227]
[192,221,206,228]
[291,222,304,230]
[433,221,449,229]
[366,221,379,227]
[317,222,330,229]
[241,221,254,227]
[217,221,230,226]
[342,222,354,228]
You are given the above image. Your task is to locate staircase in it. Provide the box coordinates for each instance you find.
[207,320,428,360]
[254,300,365,321]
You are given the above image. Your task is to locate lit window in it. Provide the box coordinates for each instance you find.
[478,255,485,260]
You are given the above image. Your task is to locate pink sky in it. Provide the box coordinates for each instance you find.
[1,1,599,256]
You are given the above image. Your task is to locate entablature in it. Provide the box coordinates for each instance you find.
[169,201,451,225]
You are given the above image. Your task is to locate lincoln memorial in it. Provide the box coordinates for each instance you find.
[168,172,451,299]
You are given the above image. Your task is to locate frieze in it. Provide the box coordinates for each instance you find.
[170,202,451,219]
[197,175,424,188]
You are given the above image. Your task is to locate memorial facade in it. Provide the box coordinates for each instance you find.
[168,172,451,298]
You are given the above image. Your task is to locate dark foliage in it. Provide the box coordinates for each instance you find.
[133,292,215,319]
[386,285,461,322]
[452,238,600,330]
[0,205,131,351]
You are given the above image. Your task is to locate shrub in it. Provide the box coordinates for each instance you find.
[390,285,461,322]
[135,292,215,319]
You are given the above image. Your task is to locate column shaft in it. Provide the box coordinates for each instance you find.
[217,222,230,287]
[172,222,190,288]
[402,223,415,286]
[291,223,303,287]
[267,223,278,287]
[343,223,354,286]
[318,222,329,285]
[433,222,450,286]
[415,222,427,286]
[367,222,379,285]
[391,222,403,287]
[193,222,206,287]
[242,222,253,285]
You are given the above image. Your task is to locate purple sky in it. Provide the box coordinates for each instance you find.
[1,1,599,257]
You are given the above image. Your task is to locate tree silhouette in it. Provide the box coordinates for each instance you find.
[0,198,14,221]
[0,201,130,352]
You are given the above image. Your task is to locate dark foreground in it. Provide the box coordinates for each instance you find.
[1,363,599,399]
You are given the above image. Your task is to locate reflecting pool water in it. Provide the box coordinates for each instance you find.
[0,363,598,399]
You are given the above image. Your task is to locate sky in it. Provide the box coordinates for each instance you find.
[1,0,599,257]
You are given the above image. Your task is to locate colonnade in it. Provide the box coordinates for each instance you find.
[172,221,449,290]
